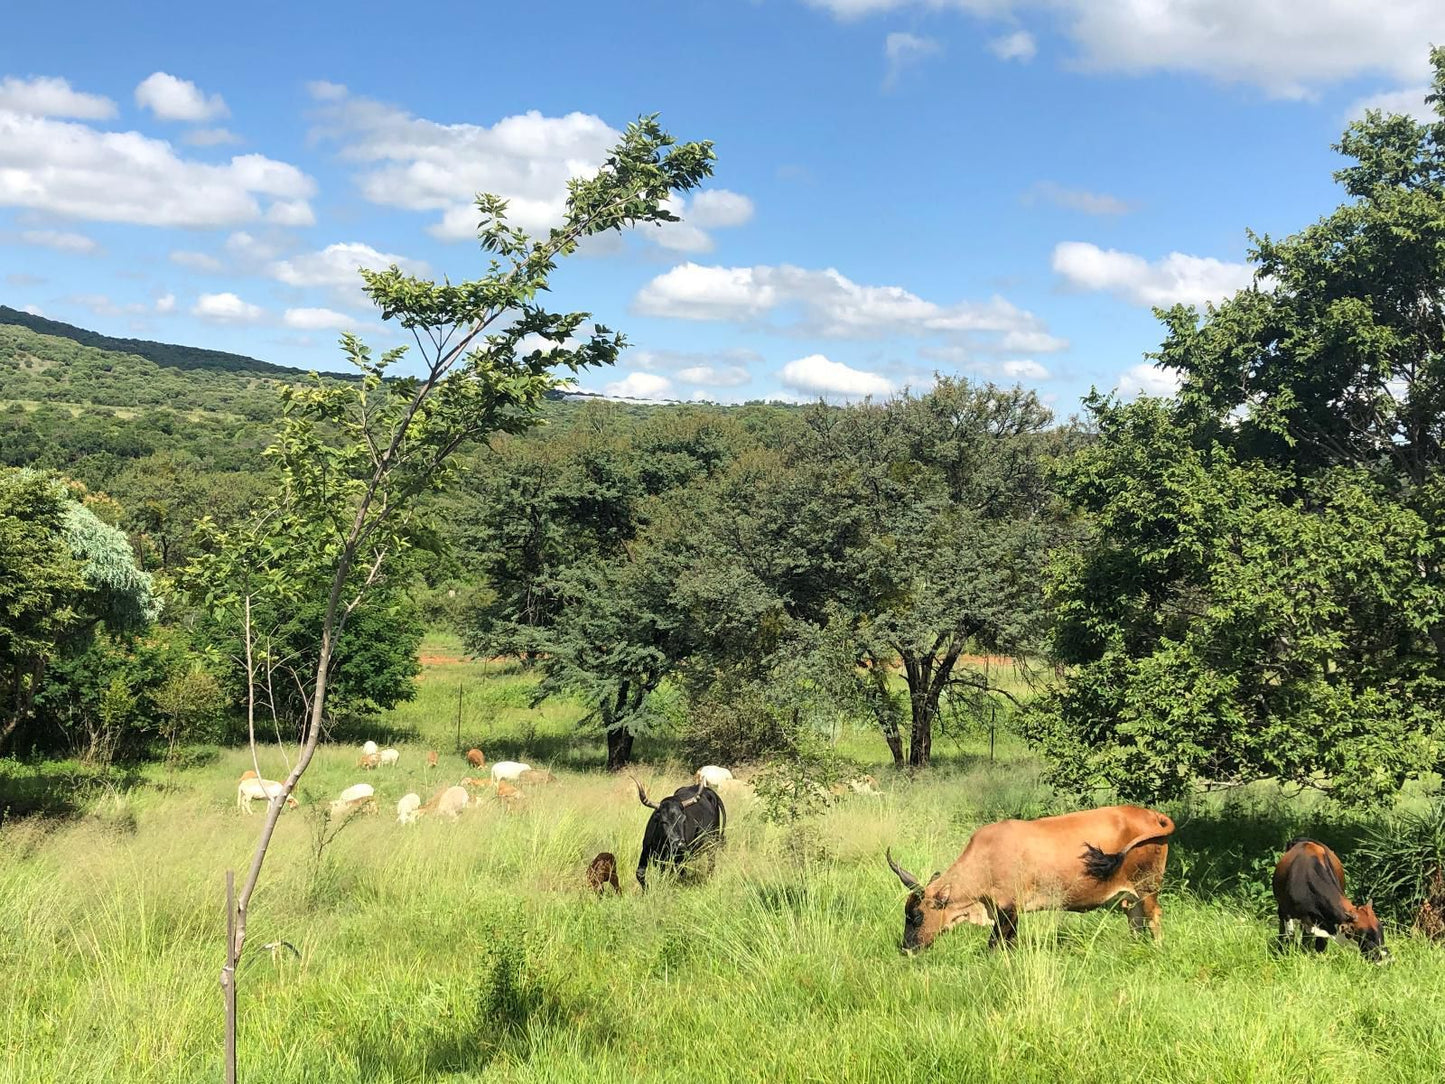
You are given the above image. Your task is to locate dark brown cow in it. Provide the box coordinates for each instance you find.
[887,804,1174,952]
[465,748,485,769]
[586,852,622,896]
[1273,838,1387,961]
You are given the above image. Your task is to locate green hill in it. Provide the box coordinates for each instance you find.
[0,305,332,378]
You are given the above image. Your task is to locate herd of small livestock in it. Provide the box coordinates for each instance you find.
[235,746,1389,961]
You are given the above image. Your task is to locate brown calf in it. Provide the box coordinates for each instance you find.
[1273,838,1387,960]
[358,752,381,770]
[426,750,439,768]
[587,852,622,895]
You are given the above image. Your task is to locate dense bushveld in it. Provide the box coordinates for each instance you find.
[3,640,1442,1084]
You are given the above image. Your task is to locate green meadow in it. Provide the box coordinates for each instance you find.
[3,637,1442,1083]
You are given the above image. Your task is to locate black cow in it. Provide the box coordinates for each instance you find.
[633,778,726,890]
[1273,837,1388,961]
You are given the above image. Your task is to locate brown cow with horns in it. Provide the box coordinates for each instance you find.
[887,804,1174,952]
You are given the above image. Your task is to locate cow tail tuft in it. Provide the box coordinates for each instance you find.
[1081,842,1126,880]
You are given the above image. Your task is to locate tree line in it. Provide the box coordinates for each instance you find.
[5,54,1445,807]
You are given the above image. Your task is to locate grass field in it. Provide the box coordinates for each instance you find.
[2,636,1442,1083]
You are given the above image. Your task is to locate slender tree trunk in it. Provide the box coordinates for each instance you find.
[902,644,963,768]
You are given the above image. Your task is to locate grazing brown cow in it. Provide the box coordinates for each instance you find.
[465,748,485,769]
[587,852,622,896]
[358,752,381,770]
[426,750,439,768]
[887,804,1174,952]
[1273,838,1387,961]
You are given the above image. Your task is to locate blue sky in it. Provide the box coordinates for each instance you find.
[1,1,1440,412]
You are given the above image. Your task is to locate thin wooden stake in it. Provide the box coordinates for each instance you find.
[456,681,463,753]
[224,869,237,1084]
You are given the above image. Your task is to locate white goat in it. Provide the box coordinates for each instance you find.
[694,765,734,789]
[329,782,376,818]
[236,777,297,815]
[362,740,379,757]
[396,792,421,824]
[379,748,400,767]
[490,760,531,783]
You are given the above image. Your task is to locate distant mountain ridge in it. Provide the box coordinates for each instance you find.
[0,305,333,378]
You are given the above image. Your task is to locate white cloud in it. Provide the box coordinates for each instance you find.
[634,262,1059,350]
[803,1,1445,99]
[265,199,317,226]
[688,190,755,229]
[283,307,361,330]
[1346,85,1435,123]
[19,229,97,253]
[989,30,1036,62]
[307,80,349,101]
[603,372,675,399]
[676,364,753,388]
[1116,361,1182,398]
[1001,359,1049,380]
[1000,328,1069,353]
[0,75,116,119]
[884,32,943,89]
[780,354,894,399]
[183,127,242,147]
[21,303,44,316]
[635,264,777,322]
[1052,241,1256,307]
[0,110,315,228]
[312,88,750,251]
[1024,180,1131,215]
[155,293,176,314]
[170,250,224,272]
[268,241,427,296]
[135,72,229,122]
[192,292,264,323]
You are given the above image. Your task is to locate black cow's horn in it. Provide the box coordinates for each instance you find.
[887,848,922,892]
[631,776,658,810]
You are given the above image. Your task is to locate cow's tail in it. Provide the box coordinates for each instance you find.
[631,776,658,810]
[1081,823,1174,881]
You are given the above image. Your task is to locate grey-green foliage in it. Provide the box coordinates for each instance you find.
[62,501,161,630]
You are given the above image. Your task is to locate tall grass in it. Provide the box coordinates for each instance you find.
[2,647,1442,1082]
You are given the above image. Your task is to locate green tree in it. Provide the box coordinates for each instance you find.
[1028,50,1445,805]
[184,116,716,1083]
[0,469,160,752]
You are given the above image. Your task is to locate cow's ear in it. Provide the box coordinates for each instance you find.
[928,870,942,884]
[933,886,951,907]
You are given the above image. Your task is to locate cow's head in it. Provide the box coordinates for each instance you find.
[1344,899,1389,962]
[887,850,945,953]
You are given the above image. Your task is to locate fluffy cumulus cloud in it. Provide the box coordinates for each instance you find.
[989,31,1036,62]
[1001,358,1049,380]
[135,72,229,122]
[634,261,1062,351]
[192,292,264,323]
[1023,180,1131,215]
[155,293,176,314]
[803,1,1445,99]
[1347,85,1436,123]
[603,372,675,400]
[1052,241,1256,307]
[268,241,427,304]
[19,229,97,253]
[884,32,943,89]
[780,354,894,399]
[311,86,751,250]
[283,307,361,330]
[0,83,315,228]
[1116,361,1182,398]
[0,75,115,119]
